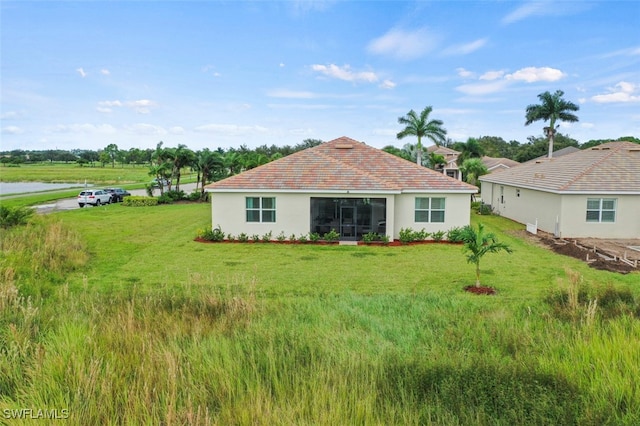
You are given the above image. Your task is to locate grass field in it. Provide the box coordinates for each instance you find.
[1,202,639,424]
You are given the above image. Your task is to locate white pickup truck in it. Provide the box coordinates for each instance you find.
[78,190,112,207]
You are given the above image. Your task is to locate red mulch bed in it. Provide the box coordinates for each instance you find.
[464,285,497,295]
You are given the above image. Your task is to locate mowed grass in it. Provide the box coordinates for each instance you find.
[1,202,639,424]
[0,162,154,184]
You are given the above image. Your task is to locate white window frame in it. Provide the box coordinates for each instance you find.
[586,198,616,223]
[246,197,276,223]
[415,197,446,223]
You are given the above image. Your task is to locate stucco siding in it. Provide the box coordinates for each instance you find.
[558,194,640,238]
[393,193,471,237]
[211,192,399,239]
[482,183,640,238]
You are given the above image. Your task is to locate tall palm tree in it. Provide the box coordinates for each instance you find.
[456,137,485,166]
[525,90,579,158]
[397,106,447,166]
[460,223,512,287]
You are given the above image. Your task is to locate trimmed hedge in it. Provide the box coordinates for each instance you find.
[122,196,159,207]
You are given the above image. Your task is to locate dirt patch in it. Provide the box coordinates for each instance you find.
[510,230,639,274]
[464,285,497,295]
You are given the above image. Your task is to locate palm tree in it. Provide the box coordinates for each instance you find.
[456,137,485,166]
[397,106,447,166]
[427,151,446,171]
[460,223,512,287]
[459,158,488,187]
[525,90,579,159]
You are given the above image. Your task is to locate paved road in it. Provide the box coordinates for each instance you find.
[33,183,199,213]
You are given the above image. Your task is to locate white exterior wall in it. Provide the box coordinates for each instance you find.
[211,192,398,239]
[486,183,562,235]
[210,191,472,240]
[558,194,640,239]
[482,183,640,238]
[393,193,472,237]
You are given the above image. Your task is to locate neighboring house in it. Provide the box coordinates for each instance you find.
[426,146,520,178]
[479,141,640,239]
[205,137,478,241]
[427,145,462,180]
[482,156,520,172]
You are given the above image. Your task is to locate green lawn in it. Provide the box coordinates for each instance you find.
[1,202,638,425]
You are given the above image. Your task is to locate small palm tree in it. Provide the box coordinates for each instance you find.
[459,158,488,187]
[427,151,446,171]
[460,223,512,287]
[525,90,579,158]
[397,106,447,166]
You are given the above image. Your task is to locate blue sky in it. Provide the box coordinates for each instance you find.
[1,0,639,152]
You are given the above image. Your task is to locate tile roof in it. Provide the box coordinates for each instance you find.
[482,156,520,171]
[479,141,640,193]
[205,136,477,193]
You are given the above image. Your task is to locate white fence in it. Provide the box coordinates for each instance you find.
[526,219,538,235]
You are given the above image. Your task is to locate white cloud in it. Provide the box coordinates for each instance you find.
[0,111,25,119]
[443,38,487,56]
[99,100,123,107]
[124,123,167,136]
[128,99,156,114]
[505,67,565,83]
[591,81,640,103]
[502,2,547,24]
[456,80,509,96]
[76,67,87,78]
[267,89,318,99]
[501,1,588,25]
[50,124,117,134]
[311,64,378,83]
[479,70,505,81]
[581,122,595,129]
[367,27,438,60]
[193,124,269,136]
[2,125,23,134]
[372,128,396,137]
[379,79,396,89]
[101,69,110,75]
[169,126,185,134]
[456,68,475,78]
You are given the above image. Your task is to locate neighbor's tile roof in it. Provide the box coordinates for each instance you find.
[205,136,477,193]
[482,156,520,171]
[479,141,640,193]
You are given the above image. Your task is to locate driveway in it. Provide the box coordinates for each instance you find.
[33,183,199,214]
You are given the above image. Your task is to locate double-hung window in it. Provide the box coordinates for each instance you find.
[586,198,616,223]
[246,197,276,223]
[415,197,446,223]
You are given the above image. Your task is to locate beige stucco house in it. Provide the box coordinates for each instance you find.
[479,141,640,239]
[204,137,478,241]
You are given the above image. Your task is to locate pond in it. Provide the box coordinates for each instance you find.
[0,182,93,196]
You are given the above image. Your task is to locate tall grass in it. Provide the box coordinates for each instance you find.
[1,206,638,424]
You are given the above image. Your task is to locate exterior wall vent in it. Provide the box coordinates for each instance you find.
[335,144,354,149]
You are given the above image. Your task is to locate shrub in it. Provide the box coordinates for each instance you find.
[399,228,429,244]
[197,226,225,242]
[471,201,482,211]
[309,232,321,242]
[276,231,286,242]
[145,184,154,197]
[297,234,308,243]
[261,231,273,242]
[478,203,493,215]
[431,230,445,242]
[251,234,260,242]
[238,233,249,242]
[188,191,202,202]
[446,226,467,242]
[0,205,34,229]
[122,196,159,207]
[226,233,235,242]
[157,194,173,204]
[165,190,186,201]
[323,229,340,242]
[362,232,379,244]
